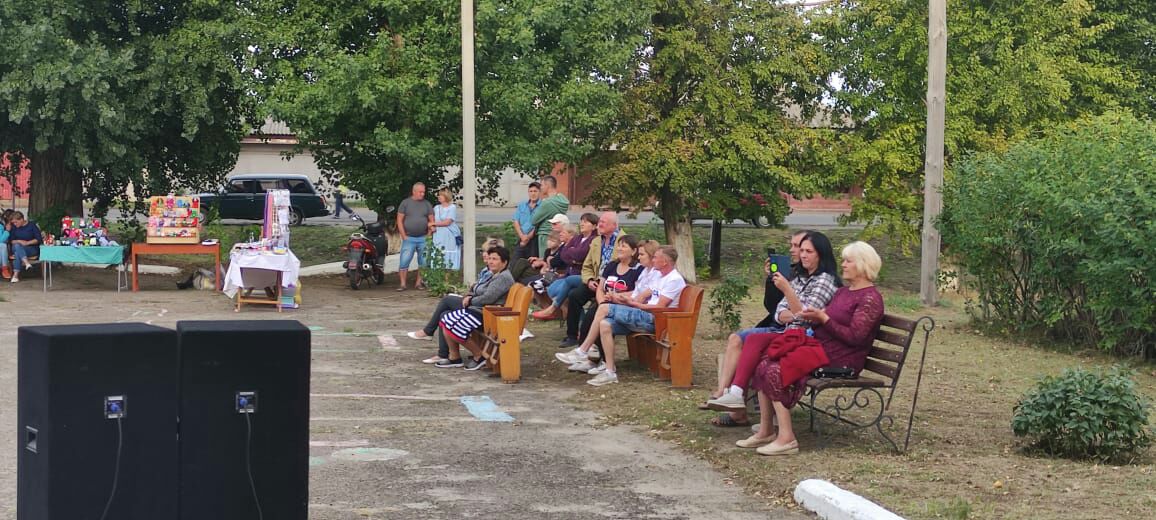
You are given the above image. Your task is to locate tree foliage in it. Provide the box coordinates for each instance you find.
[0,0,254,218]
[251,0,649,217]
[587,0,834,280]
[814,0,1135,247]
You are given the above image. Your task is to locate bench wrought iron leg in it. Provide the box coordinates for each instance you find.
[902,316,936,453]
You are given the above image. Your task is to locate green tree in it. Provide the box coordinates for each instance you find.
[587,1,833,281]
[0,1,254,219]
[1090,0,1156,117]
[251,0,649,218]
[815,0,1133,247]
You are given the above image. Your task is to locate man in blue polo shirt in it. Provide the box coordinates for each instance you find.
[511,182,540,259]
[8,211,42,283]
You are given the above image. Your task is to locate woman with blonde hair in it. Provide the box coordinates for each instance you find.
[431,188,461,269]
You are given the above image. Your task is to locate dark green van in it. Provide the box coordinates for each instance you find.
[199,174,330,226]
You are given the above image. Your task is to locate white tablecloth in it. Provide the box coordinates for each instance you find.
[223,249,301,298]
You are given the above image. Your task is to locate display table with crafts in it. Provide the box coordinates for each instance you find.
[223,245,300,312]
[38,245,127,292]
[130,242,221,292]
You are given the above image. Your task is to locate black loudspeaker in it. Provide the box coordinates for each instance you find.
[18,323,179,520]
[177,320,311,520]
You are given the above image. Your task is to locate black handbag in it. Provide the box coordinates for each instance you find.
[812,366,857,379]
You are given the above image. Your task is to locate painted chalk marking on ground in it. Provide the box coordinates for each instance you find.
[309,439,371,447]
[460,395,514,423]
[311,393,458,401]
[377,334,400,351]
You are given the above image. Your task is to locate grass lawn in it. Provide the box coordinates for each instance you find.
[508,224,1156,519]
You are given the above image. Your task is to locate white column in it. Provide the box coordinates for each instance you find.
[921,0,947,306]
[461,0,477,283]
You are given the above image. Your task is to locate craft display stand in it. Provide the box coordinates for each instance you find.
[146,194,202,244]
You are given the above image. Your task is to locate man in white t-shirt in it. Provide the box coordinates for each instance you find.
[585,246,686,386]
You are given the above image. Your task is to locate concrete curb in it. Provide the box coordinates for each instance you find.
[794,479,905,520]
[298,254,400,277]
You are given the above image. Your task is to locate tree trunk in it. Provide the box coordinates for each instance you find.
[658,191,697,283]
[28,148,84,217]
[709,220,722,278]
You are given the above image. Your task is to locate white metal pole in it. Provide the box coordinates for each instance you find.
[921,0,947,305]
[461,0,477,283]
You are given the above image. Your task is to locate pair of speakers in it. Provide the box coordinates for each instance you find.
[17,320,311,520]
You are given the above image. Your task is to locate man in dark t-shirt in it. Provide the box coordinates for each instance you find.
[396,182,435,291]
[8,212,43,284]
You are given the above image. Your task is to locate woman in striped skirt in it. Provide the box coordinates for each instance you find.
[436,245,516,370]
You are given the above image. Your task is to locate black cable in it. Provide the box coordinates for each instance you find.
[244,412,264,520]
[98,417,123,520]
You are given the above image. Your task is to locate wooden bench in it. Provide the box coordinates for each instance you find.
[799,313,935,453]
[465,284,533,384]
[625,285,705,389]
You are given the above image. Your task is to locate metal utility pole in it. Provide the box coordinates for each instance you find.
[920,0,947,306]
[461,0,477,283]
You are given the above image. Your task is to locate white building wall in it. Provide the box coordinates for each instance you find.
[232,143,323,184]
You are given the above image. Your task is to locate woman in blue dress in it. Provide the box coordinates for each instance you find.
[431,188,461,270]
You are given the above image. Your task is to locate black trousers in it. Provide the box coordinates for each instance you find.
[565,285,596,340]
[423,294,464,358]
[514,239,539,260]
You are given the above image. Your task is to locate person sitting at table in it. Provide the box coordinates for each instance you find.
[0,210,12,279]
[7,212,42,283]
[436,245,516,371]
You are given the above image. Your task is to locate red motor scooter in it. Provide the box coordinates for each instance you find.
[343,214,388,289]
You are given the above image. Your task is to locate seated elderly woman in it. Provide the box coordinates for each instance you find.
[532,213,599,320]
[734,241,885,455]
[407,238,503,353]
[435,245,516,371]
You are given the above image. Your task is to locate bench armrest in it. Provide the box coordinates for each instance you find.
[487,310,521,317]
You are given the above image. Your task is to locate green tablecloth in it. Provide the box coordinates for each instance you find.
[38,246,125,265]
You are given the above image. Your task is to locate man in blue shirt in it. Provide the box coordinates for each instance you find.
[8,211,42,283]
[511,182,541,259]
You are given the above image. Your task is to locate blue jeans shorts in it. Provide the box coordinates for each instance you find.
[734,325,784,342]
[605,304,656,335]
[399,236,427,270]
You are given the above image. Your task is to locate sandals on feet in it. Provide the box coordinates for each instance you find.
[709,413,751,428]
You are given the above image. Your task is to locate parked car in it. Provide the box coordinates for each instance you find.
[198,174,330,226]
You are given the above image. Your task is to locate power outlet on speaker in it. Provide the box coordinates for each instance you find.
[236,391,257,414]
[105,395,127,419]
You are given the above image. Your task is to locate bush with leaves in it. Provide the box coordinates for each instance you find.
[938,112,1156,356]
[1012,367,1152,463]
[708,276,751,336]
[422,237,463,297]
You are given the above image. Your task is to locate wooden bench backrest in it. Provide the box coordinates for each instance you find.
[861,314,918,399]
[677,285,705,330]
[510,284,534,329]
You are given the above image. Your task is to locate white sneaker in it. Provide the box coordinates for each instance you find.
[10,274,18,283]
[568,360,595,372]
[587,363,607,375]
[519,328,534,341]
[587,349,601,361]
[554,348,585,364]
[406,331,433,341]
[587,371,618,386]
[706,392,746,411]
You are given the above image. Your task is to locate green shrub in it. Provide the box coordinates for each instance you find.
[938,112,1156,356]
[708,276,751,336]
[1012,367,1152,463]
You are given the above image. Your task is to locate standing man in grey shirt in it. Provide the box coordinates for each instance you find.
[396,182,435,291]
